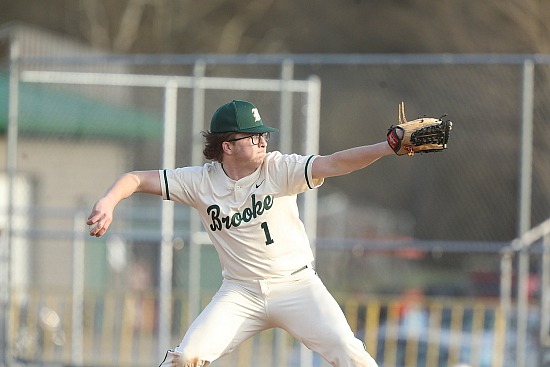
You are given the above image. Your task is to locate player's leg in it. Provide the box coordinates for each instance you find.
[159,279,270,366]
[158,349,210,367]
[269,269,378,367]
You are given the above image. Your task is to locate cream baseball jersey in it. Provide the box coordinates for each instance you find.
[159,151,324,280]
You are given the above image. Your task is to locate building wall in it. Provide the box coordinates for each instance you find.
[2,138,130,287]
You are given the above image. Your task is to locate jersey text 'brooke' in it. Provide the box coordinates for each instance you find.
[207,194,274,231]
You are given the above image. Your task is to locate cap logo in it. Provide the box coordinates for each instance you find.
[251,108,261,122]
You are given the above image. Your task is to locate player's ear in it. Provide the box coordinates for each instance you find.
[221,141,233,155]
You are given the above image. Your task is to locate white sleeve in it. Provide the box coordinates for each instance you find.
[266,152,324,195]
[159,166,203,207]
[304,155,324,190]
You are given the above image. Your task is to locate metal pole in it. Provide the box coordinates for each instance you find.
[516,248,530,367]
[302,75,321,252]
[72,211,86,366]
[188,60,206,322]
[499,249,513,317]
[299,75,321,367]
[272,60,295,367]
[0,227,6,367]
[159,80,178,355]
[541,233,550,366]
[515,59,535,367]
[3,39,21,367]
[518,59,534,237]
[0,227,7,367]
[279,59,294,154]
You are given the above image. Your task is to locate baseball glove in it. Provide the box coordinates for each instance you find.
[386,102,452,156]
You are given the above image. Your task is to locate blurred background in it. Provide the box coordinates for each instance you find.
[1,1,550,367]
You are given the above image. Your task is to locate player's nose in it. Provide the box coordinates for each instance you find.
[259,134,269,146]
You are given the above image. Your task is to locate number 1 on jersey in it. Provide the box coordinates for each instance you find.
[261,222,274,245]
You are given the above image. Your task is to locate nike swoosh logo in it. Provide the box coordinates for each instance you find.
[255,179,265,188]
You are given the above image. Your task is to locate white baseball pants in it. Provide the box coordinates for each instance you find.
[159,267,378,367]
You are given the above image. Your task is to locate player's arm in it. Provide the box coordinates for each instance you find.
[87,170,161,237]
[311,142,393,179]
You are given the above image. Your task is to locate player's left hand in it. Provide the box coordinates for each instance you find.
[386,102,452,156]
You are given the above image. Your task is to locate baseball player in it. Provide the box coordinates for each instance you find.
[87,100,447,367]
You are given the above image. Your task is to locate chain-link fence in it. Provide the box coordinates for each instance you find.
[1,53,550,367]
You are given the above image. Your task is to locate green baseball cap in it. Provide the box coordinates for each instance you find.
[210,100,278,133]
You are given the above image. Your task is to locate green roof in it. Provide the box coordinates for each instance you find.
[0,72,163,139]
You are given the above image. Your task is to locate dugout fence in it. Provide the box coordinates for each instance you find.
[2,51,550,367]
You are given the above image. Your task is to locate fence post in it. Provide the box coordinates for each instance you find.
[515,58,535,367]
[278,58,294,154]
[298,75,321,367]
[518,58,534,238]
[2,39,21,367]
[72,211,86,366]
[188,60,207,323]
[541,233,550,366]
[499,248,513,318]
[159,79,178,356]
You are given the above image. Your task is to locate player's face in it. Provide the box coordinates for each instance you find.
[229,133,268,167]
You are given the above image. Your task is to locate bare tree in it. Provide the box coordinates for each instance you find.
[78,0,274,53]
[80,0,111,50]
[216,0,275,53]
[112,0,150,52]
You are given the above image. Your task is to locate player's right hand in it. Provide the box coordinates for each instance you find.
[87,198,114,237]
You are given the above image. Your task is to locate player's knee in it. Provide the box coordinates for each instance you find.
[326,338,378,367]
[159,350,182,367]
[179,347,211,367]
[159,349,210,367]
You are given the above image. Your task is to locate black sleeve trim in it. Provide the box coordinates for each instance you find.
[163,169,171,200]
[305,155,315,189]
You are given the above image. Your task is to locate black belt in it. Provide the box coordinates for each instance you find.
[291,265,309,275]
